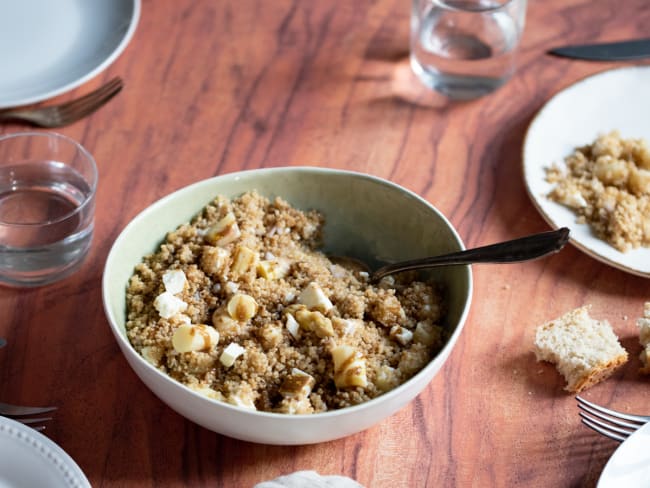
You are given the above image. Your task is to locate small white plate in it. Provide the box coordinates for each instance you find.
[0,0,140,108]
[0,416,91,487]
[598,422,650,487]
[523,66,650,278]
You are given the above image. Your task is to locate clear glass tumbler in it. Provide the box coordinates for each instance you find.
[0,132,97,287]
[410,0,527,100]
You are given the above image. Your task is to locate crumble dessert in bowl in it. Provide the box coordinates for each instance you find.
[103,167,472,444]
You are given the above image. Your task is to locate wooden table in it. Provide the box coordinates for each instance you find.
[1,1,649,486]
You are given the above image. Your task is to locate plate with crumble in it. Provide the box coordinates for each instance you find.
[523,66,650,278]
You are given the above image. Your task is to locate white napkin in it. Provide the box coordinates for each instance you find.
[254,470,364,488]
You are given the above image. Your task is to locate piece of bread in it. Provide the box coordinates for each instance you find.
[534,306,628,392]
[637,302,650,374]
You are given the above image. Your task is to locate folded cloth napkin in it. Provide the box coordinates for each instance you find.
[254,470,364,488]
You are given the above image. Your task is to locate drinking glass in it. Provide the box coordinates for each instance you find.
[0,132,97,287]
[410,0,527,100]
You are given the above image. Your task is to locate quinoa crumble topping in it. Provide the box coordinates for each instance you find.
[545,131,650,252]
[126,191,447,413]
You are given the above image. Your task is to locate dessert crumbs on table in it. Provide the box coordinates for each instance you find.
[545,130,650,252]
[125,191,448,413]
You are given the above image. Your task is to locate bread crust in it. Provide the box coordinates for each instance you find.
[534,305,628,393]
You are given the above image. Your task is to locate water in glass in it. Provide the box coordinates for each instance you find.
[0,160,94,286]
[411,0,526,100]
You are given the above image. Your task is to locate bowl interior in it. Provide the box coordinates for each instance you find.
[103,167,471,393]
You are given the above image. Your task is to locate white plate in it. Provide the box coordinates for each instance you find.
[523,66,650,278]
[598,422,650,487]
[0,416,91,488]
[0,0,140,108]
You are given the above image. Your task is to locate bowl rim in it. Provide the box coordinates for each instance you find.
[102,166,473,420]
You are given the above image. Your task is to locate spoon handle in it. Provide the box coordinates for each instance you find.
[372,227,570,281]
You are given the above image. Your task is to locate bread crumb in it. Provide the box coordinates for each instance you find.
[533,305,628,392]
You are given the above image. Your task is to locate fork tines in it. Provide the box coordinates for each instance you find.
[576,396,648,442]
[55,77,123,122]
[0,76,123,128]
[0,402,57,431]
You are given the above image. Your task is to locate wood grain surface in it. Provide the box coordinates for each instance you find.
[1,1,649,486]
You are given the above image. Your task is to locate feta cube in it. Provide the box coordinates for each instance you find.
[286,313,300,340]
[297,282,333,313]
[162,269,187,295]
[220,343,246,367]
[154,291,188,319]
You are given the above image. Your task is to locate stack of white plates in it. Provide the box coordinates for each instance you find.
[0,416,90,487]
[0,0,140,108]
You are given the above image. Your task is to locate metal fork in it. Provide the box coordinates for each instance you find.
[0,403,57,432]
[0,77,123,128]
[576,395,650,442]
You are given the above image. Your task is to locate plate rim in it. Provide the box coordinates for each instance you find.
[522,65,650,279]
[0,0,141,108]
[0,416,91,488]
[597,421,650,487]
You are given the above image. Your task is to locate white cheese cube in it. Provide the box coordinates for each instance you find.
[225,281,239,294]
[162,269,187,295]
[154,291,188,319]
[390,326,414,346]
[220,343,246,367]
[297,282,333,313]
[285,313,300,340]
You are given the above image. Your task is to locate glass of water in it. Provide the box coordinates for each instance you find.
[0,132,97,287]
[410,0,527,100]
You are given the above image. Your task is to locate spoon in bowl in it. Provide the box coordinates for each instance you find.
[333,227,570,282]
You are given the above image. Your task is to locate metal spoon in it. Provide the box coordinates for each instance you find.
[335,227,570,282]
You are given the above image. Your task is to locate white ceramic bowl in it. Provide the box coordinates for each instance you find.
[102,167,473,445]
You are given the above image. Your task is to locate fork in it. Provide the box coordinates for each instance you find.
[576,395,650,442]
[0,402,57,432]
[0,77,123,128]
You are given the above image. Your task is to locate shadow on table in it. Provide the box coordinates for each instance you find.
[350,50,464,110]
[526,428,615,488]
